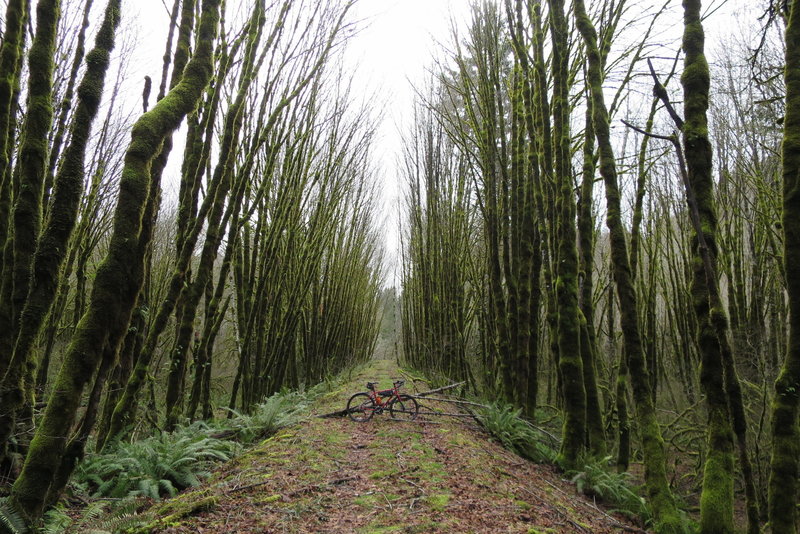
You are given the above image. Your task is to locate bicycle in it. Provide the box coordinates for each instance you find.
[346,380,419,422]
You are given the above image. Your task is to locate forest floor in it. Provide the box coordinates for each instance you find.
[141,359,648,533]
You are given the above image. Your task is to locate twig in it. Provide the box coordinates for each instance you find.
[414,382,466,397]
[400,477,427,494]
[620,119,675,142]
[416,411,477,418]
[317,408,349,418]
[647,58,683,130]
[415,396,489,408]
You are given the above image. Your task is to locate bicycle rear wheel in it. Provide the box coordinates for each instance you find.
[389,394,418,421]
[347,392,375,422]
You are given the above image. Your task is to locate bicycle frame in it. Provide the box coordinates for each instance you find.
[365,382,404,413]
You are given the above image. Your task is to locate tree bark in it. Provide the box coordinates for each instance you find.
[572,1,683,530]
[548,0,586,470]
[768,0,800,530]
[7,0,220,522]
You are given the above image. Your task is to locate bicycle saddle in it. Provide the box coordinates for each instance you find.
[366,382,377,390]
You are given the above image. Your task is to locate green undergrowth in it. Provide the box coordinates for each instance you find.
[36,374,350,533]
[0,498,26,534]
[568,455,653,527]
[475,402,653,528]
[477,402,558,463]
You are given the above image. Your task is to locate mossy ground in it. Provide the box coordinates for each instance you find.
[134,359,646,533]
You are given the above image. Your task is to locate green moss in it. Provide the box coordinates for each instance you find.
[418,461,445,483]
[357,524,403,534]
[324,430,348,445]
[424,493,450,511]
[129,494,217,533]
[369,469,399,480]
[354,493,380,508]
[699,432,734,533]
[8,0,222,524]
[770,1,800,532]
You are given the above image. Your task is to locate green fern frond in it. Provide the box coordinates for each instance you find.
[0,497,27,534]
[478,403,557,463]
[570,456,652,525]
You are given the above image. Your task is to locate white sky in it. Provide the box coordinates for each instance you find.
[346,0,473,282]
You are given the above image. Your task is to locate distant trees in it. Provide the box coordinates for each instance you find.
[399,0,797,531]
[0,0,382,527]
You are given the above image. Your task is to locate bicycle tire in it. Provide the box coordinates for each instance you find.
[389,394,418,421]
[347,392,375,422]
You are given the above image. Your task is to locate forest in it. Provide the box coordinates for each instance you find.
[0,0,798,532]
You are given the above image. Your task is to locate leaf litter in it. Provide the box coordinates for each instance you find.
[149,359,649,533]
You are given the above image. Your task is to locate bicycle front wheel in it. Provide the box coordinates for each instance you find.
[347,392,375,422]
[389,394,418,421]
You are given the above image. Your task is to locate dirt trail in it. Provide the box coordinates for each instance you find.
[149,359,647,533]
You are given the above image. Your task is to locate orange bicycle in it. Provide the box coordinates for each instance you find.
[346,380,419,422]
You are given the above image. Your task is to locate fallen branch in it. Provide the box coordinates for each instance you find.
[414,382,466,397]
[416,411,476,418]
[416,396,489,408]
[317,408,349,418]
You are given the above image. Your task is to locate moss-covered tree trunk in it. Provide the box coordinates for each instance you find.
[548,0,586,469]
[0,0,61,469]
[505,0,543,420]
[42,0,94,213]
[7,0,220,523]
[0,0,121,462]
[0,0,28,473]
[164,4,265,428]
[680,1,736,531]
[572,2,684,530]
[577,95,605,457]
[0,0,27,294]
[101,0,222,448]
[768,0,800,530]
[5,0,60,340]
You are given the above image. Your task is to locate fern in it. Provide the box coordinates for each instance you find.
[74,426,240,500]
[219,390,307,443]
[478,403,557,463]
[40,505,72,534]
[0,497,27,534]
[57,497,152,534]
[570,456,652,525]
